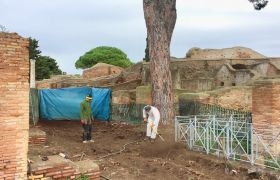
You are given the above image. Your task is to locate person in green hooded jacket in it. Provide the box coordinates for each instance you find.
[80,95,94,143]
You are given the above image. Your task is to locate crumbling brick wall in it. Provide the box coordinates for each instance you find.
[83,63,123,79]
[0,33,29,179]
[252,79,280,153]
[142,58,280,91]
[252,79,280,127]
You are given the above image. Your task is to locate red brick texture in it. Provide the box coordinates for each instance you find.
[82,63,123,79]
[0,33,29,179]
[29,156,100,180]
[29,136,46,145]
[30,164,100,180]
[252,79,280,139]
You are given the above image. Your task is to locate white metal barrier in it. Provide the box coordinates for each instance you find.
[175,115,280,170]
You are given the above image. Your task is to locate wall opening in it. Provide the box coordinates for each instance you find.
[220,82,224,86]
[232,64,247,70]
[232,82,236,86]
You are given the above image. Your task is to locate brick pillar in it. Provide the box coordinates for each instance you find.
[252,79,280,155]
[0,33,29,179]
[30,59,36,88]
[252,79,280,126]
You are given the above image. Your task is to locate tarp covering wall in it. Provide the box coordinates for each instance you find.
[92,88,111,120]
[40,87,111,121]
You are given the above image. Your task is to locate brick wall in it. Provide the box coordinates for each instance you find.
[252,79,280,127]
[142,58,280,92]
[83,63,123,79]
[252,79,280,154]
[112,90,134,104]
[178,86,252,113]
[36,80,52,89]
[0,33,29,179]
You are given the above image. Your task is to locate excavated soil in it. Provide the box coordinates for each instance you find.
[28,120,277,180]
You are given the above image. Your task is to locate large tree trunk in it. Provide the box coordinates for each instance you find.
[143,0,177,125]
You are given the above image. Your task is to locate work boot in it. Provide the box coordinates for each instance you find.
[144,137,149,141]
[82,140,87,143]
[150,139,155,143]
[89,139,95,143]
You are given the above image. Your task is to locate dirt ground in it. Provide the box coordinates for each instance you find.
[28,120,277,180]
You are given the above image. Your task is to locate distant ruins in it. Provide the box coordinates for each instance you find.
[36,46,280,113]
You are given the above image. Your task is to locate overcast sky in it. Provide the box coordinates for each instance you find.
[1,0,280,74]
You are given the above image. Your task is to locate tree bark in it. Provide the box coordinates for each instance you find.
[143,0,177,125]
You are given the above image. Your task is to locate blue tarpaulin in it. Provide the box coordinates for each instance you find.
[39,87,111,121]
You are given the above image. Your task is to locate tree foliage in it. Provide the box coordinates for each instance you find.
[28,38,62,80]
[35,56,62,80]
[28,38,41,61]
[249,0,268,10]
[75,46,133,69]
[0,25,8,32]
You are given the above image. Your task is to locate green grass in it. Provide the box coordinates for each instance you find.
[264,156,280,169]
[75,174,89,180]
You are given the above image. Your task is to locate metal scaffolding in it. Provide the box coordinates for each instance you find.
[175,115,280,170]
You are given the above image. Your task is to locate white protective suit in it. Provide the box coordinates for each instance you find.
[143,106,160,139]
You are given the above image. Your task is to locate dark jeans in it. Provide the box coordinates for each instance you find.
[82,124,92,141]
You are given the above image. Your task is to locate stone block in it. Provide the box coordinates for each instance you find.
[136,86,152,105]
[112,90,132,104]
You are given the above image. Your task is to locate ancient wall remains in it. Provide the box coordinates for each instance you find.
[36,75,85,89]
[252,79,280,126]
[37,56,280,94]
[0,33,29,179]
[83,63,123,79]
[136,86,152,105]
[252,79,280,154]
[142,58,280,92]
[181,78,214,92]
[185,47,266,59]
[29,155,100,179]
[179,86,252,112]
[112,90,136,104]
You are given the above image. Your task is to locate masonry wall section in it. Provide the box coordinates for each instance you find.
[253,80,280,143]
[0,33,29,179]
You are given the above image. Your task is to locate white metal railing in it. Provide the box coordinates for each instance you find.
[175,115,280,170]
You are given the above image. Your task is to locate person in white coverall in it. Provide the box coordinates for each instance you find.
[143,105,160,142]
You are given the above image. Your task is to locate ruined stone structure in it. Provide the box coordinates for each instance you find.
[35,47,280,115]
[29,155,100,179]
[252,78,280,128]
[250,78,280,154]
[139,56,280,112]
[142,57,280,92]
[82,63,123,79]
[178,86,252,112]
[185,47,266,59]
[0,33,29,179]
[36,62,143,91]
[36,75,86,89]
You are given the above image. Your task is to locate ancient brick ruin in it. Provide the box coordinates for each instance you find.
[35,47,280,116]
[252,79,280,137]
[82,63,123,79]
[0,33,29,179]
[29,156,100,180]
